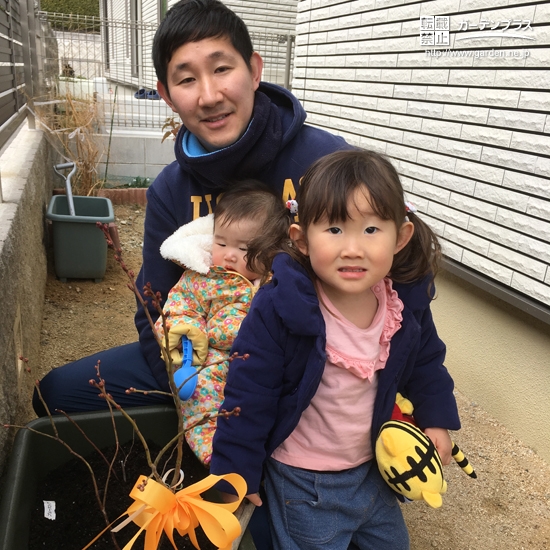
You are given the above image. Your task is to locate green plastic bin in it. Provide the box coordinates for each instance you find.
[46,194,114,282]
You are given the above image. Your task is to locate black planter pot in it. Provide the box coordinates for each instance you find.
[0,406,255,549]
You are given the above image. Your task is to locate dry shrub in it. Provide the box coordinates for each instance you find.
[161,115,182,143]
[33,91,105,196]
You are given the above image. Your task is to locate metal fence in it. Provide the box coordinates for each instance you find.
[36,12,295,131]
[0,0,38,153]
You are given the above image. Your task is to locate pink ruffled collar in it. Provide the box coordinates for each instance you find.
[320,278,403,380]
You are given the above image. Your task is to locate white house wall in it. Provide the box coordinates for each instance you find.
[293,0,550,309]
[101,0,158,90]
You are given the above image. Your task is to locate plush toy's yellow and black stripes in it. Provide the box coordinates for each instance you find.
[379,420,445,493]
[451,442,477,478]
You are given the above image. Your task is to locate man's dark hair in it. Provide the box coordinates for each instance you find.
[153,0,254,92]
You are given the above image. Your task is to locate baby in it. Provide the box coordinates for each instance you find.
[155,180,291,464]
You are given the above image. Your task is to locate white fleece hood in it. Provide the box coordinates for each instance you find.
[159,214,214,275]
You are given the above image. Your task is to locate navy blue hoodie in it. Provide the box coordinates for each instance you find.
[135,82,350,389]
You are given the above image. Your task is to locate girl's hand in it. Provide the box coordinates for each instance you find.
[245,492,263,506]
[424,427,452,465]
[219,491,263,506]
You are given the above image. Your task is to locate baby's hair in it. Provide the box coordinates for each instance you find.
[285,149,441,285]
[215,180,292,283]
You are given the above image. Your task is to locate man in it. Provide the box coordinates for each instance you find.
[34,0,349,414]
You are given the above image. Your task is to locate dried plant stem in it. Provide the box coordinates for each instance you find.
[127,354,236,398]
[87,373,160,482]
[152,407,241,477]
[58,409,119,482]
[32,91,104,196]
[37,376,121,548]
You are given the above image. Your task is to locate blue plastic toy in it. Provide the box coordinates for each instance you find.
[172,335,198,400]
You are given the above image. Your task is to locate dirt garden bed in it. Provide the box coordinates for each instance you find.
[36,203,550,550]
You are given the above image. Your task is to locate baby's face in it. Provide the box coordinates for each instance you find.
[212,216,263,280]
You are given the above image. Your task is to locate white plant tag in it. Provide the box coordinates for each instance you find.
[43,500,56,520]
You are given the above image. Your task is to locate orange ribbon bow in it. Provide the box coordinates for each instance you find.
[110,472,247,550]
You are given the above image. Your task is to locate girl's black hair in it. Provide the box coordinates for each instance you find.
[153,0,254,92]
[283,149,441,285]
[215,180,292,285]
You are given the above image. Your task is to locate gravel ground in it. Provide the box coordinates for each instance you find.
[37,204,550,550]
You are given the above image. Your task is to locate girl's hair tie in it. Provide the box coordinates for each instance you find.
[286,200,298,215]
[405,201,417,214]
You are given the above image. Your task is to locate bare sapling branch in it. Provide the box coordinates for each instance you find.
[92,362,121,509]
[2,221,249,549]
[87,367,161,483]
[4,366,122,550]
[98,222,185,486]
[152,406,242,476]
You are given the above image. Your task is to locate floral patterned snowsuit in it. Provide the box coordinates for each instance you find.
[155,266,257,464]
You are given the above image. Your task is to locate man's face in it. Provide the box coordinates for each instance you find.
[157,36,263,152]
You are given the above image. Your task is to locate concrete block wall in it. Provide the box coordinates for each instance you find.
[293,0,550,309]
[97,129,179,183]
[0,125,56,474]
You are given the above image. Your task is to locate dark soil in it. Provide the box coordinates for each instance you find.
[29,440,217,550]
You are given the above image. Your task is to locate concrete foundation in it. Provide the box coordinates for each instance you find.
[432,269,550,463]
[0,124,56,474]
[97,128,177,182]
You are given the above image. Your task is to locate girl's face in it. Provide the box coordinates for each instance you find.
[290,187,413,307]
[212,215,263,281]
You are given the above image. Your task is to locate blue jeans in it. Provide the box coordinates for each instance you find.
[264,457,409,550]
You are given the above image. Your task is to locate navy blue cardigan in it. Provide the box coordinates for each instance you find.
[210,253,461,494]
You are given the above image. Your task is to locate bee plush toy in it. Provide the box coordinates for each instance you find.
[375,394,476,508]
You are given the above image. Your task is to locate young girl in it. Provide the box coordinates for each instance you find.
[155,180,291,465]
[210,150,461,549]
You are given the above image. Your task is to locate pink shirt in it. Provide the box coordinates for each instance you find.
[272,278,403,471]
